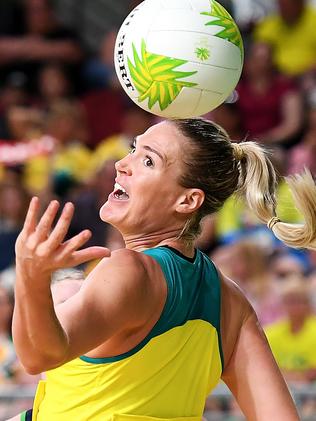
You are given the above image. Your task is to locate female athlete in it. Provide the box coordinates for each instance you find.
[12,118,315,420]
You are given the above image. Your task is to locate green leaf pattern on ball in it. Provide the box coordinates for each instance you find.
[201,0,243,55]
[127,40,197,111]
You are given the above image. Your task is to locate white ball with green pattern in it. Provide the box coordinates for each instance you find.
[114,0,244,118]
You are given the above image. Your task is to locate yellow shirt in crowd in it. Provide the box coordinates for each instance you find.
[254,5,316,75]
[265,315,316,371]
[0,135,130,193]
[23,143,92,193]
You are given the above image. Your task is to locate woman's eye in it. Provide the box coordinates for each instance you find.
[129,145,136,154]
[143,156,154,167]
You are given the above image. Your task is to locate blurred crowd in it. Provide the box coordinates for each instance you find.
[0,0,315,419]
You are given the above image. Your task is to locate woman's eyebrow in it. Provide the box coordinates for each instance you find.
[135,136,167,163]
[142,145,166,163]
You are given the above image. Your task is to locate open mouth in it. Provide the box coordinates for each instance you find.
[113,182,129,200]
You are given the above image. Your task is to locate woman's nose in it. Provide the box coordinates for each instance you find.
[115,155,132,175]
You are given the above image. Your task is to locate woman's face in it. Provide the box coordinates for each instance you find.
[100,121,198,237]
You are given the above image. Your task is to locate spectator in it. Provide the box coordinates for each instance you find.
[270,254,306,282]
[81,88,126,148]
[194,214,217,254]
[0,71,30,139]
[0,0,83,93]
[0,282,38,386]
[210,102,245,142]
[0,285,16,383]
[6,106,43,142]
[0,166,24,192]
[0,183,30,271]
[232,0,276,31]
[236,42,303,146]
[254,0,316,77]
[309,269,316,310]
[288,91,316,176]
[79,27,136,148]
[67,159,118,249]
[37,62,73,108]
[211,241,283,325]
[82,30,120,91]
[23,100,91,195]
[265,277,316,384]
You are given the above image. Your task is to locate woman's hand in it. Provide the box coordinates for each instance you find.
[15,197,110,281]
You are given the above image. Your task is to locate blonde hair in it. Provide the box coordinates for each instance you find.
[234,141,316,250]
[174,118,316,250]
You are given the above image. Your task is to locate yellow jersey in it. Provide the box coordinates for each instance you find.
[33,246,223,421]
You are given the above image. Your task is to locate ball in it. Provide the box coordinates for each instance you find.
[114,0,244,119]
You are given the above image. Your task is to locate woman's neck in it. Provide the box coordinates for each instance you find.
[124,231,195,258]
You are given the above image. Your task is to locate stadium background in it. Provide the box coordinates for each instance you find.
[0,0,315,419]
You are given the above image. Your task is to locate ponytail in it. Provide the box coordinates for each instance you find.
[171,117,316,249]
[233,142,316,250]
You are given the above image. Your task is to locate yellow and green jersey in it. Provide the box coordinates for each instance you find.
[33,246,223,421]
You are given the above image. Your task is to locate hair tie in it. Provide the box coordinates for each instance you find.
[233,143,244,161]
[267,216,281,230]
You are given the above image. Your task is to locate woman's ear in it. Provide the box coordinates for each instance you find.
[175,189,205,214]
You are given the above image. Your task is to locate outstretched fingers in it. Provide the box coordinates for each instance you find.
[18,198,111,272]
[35,200,60,242]
[22,197,40,235]
[42,202,74,252]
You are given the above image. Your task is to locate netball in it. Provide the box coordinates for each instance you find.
[114,0,244,118]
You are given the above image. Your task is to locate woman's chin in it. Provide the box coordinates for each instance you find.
[99,202,122,227]
[99,201,113,223]
[100,194,131,224]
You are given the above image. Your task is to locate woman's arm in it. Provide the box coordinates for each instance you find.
[13,198,156,374]
[222,311,299,420]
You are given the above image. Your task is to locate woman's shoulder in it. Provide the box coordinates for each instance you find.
[98,248,147,265]
[82,249,166,325]
[89,248,164,290]
[88,249,149,286]
[218,269,255,326]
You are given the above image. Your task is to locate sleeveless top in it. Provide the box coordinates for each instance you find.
[33,246,223,421]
